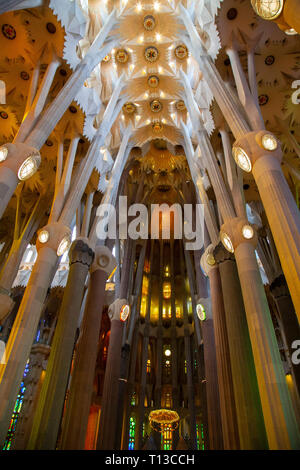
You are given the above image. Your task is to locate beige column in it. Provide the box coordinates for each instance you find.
[60,247,116,450]
[0,222,70,446]
[233,131,300,321]
[221,217,300,449]
[213,243,268,449]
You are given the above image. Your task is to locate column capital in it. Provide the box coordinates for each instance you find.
[36,222,71,254]
[200,244,217,276]
[233,130,282,171]
[220,217,258,253]
[91,245,116,276]
[68,238,94,267]
[0,142,41,177]
[108,298,129,322]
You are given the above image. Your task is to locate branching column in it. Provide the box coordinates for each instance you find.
[27,239,95,449]
[60,246,116,450]
[213,243,268,449]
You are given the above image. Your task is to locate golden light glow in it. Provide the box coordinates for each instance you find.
[163,282,171,299]
[242,225,254,240]
[38,230,50,244]
[120,304,130,322]
[232,147,252,173]
[0,146,8,162]
[196,304,206,321]
[251,0,284,20]
[164,348,171,357]
[261,134,278,151]
[220,231,234,253]
[18,154,40,181]
[57,236,71,257]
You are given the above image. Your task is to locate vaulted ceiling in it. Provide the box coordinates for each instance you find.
[0,0,299,239]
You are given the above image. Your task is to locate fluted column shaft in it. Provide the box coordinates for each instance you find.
[97,317,125,450]
[60,266,109,450]
[193,251,223,450]
[27,239,94,449]
[0,243,59,446]
[235,240,300,449]
[13,343,51,450]
[208,265,240,450]
[214,244,268,449]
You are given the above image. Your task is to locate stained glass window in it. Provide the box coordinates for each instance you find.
[161,424,173,450]
[128,416,136,450]
[3,362,30,450]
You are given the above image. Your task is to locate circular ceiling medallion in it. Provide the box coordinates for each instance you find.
[2,24,16,40]
[116,49,129,64]
[265,55,275,66]
[175,44,188,60]
[251,0,284,20]
[0,111,8,120]
[258,94,269,106]
[150,100,163,113]
[152,121,163,133]
[143,15,156,31]
[102,54,111,63]
[144,46,159,62]
[20,71,30,81]
[148,75,159,88]
[176,100,186,112]
[123,102,136,114]
[46,22,56,34]
[227,8,238,20]
[46,140,53,147]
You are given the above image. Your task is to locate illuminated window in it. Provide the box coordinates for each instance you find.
[3,362,30,450]
[175,304,182,319]
[165,359,171,377]
[184,360,187,374]
[142,276,149,295]
[131,392,137,406]
[196,423,205,450]
[163,282,171,299]
[164,265,170,277]
[128,416,136,450]
[140,296,147,317]
[161,424,173,450]
[147,359,151,373]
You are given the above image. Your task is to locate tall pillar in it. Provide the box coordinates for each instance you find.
[0,222,70,446]
[96,298,128,450]
[233,132,300,321]
[213,243,268,449]
[13,343,51,450]
[180,5,300,322]
[179,243,197,450]
[27,239,94,449]
[60,246,116,450]
[193,250,223,450]
[221,217,300,449]
[205,260,240,450]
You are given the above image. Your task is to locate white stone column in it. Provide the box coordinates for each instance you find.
[0,222,70,446]
[233,131,300,321]
[220,217,300,449]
